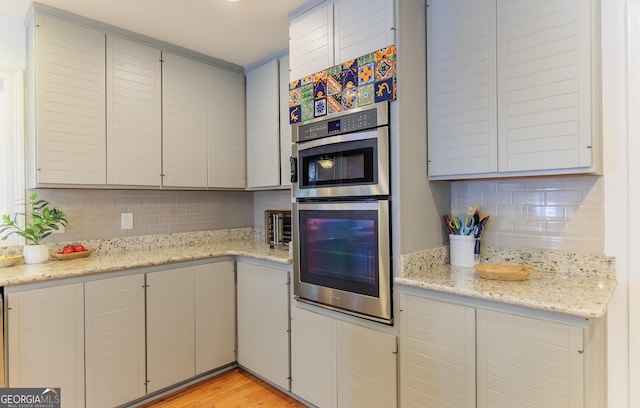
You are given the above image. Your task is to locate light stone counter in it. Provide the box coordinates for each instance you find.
[396,246,616,319]
[0,229,291,287]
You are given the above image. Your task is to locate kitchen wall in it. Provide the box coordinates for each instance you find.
[30,189,254,243]
[451,175,604,255]
[253,190,292,228]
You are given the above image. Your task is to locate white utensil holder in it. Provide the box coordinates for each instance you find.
[449,234,477,267]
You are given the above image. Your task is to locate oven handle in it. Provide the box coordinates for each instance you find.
[290,157,297,183]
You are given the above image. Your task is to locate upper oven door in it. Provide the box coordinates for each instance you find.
[292,127,389,199]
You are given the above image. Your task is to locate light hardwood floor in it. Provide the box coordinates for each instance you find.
[141,368,308,407]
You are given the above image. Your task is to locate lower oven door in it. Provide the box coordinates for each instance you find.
[293,200,391,324]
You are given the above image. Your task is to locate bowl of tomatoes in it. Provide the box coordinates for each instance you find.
[51,244,93,260]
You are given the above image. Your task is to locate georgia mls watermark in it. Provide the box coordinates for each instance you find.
[0,388,60,408]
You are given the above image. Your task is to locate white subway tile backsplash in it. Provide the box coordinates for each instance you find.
[512,191,545,206]
[25,189,255,243]
[452,175,604,254]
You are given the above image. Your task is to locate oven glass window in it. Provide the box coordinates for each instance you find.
[300,139,376,188]
[298,209,379,297]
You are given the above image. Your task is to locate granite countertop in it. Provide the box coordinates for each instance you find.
[0,229,291,287]
[396,246,617,319]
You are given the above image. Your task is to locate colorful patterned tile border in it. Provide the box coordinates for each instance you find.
[289,45,396,124]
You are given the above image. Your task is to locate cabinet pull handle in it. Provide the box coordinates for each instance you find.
[578,349,584,354]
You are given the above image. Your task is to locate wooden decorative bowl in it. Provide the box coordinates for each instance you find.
[474,264,533,281]
[50,249,94,260]
[0,255,22,267]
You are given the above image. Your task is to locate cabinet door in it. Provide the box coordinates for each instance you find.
[279,53,292,188]
[32,14,106,185]
[477,309,584,408]
[106,36,162,187]
[337,321,397,408]
[426,0,498,177]
[334,0,396,63]
[237,261,290,390]
[399,294,476,408]
[85,274,146,408]
[7,283,85,407]
[207,66,246,188]
[291,306,337,408]
[194,262,236,374]
[162,52,208,188]
[497,0,594,172]
[289,1,334,80]
[246,59,281,188]
[146,266,195,392]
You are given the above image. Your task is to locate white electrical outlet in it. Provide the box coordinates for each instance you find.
[121,213,134,230]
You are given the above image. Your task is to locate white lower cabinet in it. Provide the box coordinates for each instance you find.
[400,292,604,408]
[399,295,476,408]
[6,260,236,408]
[476,309,584,408]
[237,260,290,390]
[146,266,196,393]
[147,261,236,393]
[85,274,146,407]
[291,307,337,407]
[6,283,85,408]
[194,262,236,374]
[292,306,398,408]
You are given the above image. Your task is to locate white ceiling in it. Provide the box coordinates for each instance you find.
[0,0,309,67]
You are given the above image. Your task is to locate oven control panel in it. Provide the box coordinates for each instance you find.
[295,103,388,142]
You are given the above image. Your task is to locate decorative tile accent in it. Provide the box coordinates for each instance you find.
[289,45,396,123]
[314,98,327,117]
[358,62,375,85]
[327,94,342,114]
[357,84,374,106]
[342,88,358,110]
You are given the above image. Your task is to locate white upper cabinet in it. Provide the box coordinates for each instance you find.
[427,0,600,179]
[246,59,281,189]
[334,0,396,63]
[497,0,595,173]
[289,0,395,81]
[289,1,334,81]
[162,52,209,188]
[207,66,246,188]
[426,0,498,177]
[106,36,162,187]
[279,53,293,188]
[27,14,106,186]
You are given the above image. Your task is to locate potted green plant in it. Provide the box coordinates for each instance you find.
[0,193,68,264]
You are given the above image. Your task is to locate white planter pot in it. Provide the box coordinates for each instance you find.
[23,244,50,264]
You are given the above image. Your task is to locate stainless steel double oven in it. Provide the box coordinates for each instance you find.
[291,102,392,324]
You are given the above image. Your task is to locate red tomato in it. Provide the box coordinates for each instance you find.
[62,246,75,254]
[74,244,86,252]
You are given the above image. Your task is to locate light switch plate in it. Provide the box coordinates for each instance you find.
[121,213,133,230]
